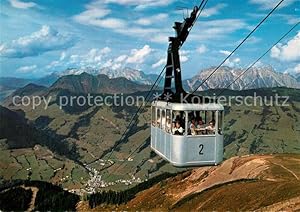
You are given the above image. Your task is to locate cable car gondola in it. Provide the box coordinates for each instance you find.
[151,2,224,167]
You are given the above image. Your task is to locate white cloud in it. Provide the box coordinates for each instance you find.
[73,1,172,44]
[70,47,111,67]
[276,14,300,25]
[113,25,168,44]
[46,60,59,69]
[219,50,231,56]
[103,59,113,67]
[126,45,152,64]
[103,0,173,9]
[112,63,122,70]
[202,3,227,17]
[74,2,246,45]
[233,58,241,63]
[91,18,127,29]
[135,13,168,26]
[99,45,153,70]
[235,36,262,45]
[74,8,110,23]
[9,0,37,9]
[220,50,241,67]
[46,51,67,69]
[284,63,300,75]
[250,0,297,10]
[151,49,193,69]
[190,19,249,41]
[115,55,127,63]
[151,51,190,65]
[196,45,207,54]
[201,19,247,29]
[60,52,66,61]
[47,47,111,70]
[103,58,122,70]
[253,61,265,67]
[0,44,5,52]
[87,49,106,63]
[294,64,300,73]
[74,11,126,29]
[148,33,169,43]
[100,47,112,54]
[270,31,300,62]
[0,25,75,58]
[60,46,152,71]
[179,50,190,63]
[17,65,37,73]
[73,3,126,29]
[223,57,241,67]
[152,58,166,68]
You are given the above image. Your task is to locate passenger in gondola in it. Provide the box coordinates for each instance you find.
[174,114,185,129]
[197,117,205,127]
[156,117,161,128]
[189,118,196,135]
[179,111,186,126]
[206,120,216,134]
[171,121,176,132]
[172,121,184,135]
[196,117,205,135]
[161,116,166,130]
[166,116,172,133]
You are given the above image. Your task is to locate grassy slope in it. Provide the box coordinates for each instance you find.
[0,145,89,189]
[1,87,300,189]
[223,101,300,158]
[84,154,300,211]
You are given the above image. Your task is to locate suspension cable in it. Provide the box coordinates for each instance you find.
[92,65,166,165]
[216,21,299,98]
[102,0,209,180]
[105,14,299,184]
[190,0,285,94]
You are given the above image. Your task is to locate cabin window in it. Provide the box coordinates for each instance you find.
[187,111,206,136]
[172,110,185,135]
[166,109,172,133]
[187,112,196,135]
[218,111,223,135]
[156,108,161,128]
[195,111,205,124]
[151,106,156,127]
[161,110,166,129]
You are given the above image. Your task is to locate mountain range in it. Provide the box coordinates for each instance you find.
[0,77,33,92]
[41,66,300,91]
[1,66,300,101]
[50,72,150,94]
[185,66,300,91]
[61,67,158,85]
[297,73,300,82]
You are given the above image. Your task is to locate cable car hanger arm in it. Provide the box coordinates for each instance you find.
[161,0,208,102]
[173,0,207,46]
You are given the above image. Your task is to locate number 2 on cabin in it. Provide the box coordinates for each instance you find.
[199,144,204,155]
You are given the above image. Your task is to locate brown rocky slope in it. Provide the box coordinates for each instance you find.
[78,154,300,211]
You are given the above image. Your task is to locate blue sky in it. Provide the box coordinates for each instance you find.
[0,0,299,79]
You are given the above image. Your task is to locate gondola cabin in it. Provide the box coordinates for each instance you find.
[150,1,225,167]
[151,101,224,167]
